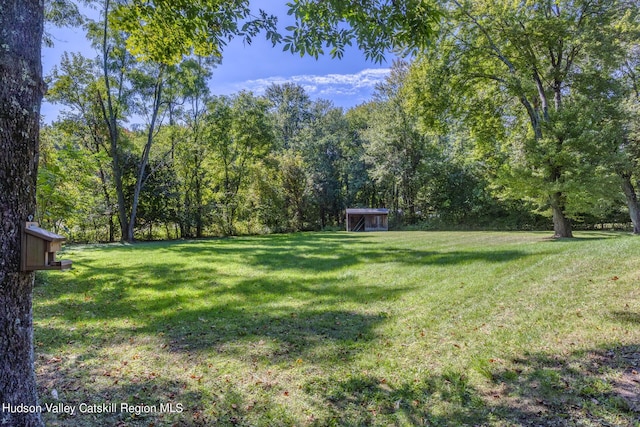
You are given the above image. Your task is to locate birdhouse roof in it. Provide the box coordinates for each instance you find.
[24,224,66,242]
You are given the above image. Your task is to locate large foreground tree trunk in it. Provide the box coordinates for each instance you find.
[0,1,45,426]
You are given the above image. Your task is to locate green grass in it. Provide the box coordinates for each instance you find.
[33,231,640,426]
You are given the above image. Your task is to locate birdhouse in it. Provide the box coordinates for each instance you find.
[21,222,72,271]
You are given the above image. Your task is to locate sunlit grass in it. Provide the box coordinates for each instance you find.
[33,231,640,426]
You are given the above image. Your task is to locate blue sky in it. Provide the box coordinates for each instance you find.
[41,1,393,122]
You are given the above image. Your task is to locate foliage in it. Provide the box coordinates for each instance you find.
[111,0,279,64]
[37,87,118,241]
[401,0,639,237]
[265,82,312,150]
[205,92,275,235]
[44,0,83,47]
[360,61,436,224]
[37,127,84,233]
[283,0,442,62]
[297,101,348,228]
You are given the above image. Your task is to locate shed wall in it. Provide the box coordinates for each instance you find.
[346,213,388,231]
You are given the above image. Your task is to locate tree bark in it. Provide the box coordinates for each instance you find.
[621,173,640,234]
[0,1,45,426]
[550,192,573,238]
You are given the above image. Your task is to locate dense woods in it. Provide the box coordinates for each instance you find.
[39,0,640,241]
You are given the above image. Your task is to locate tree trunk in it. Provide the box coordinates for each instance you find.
[621,173,640,234]
[195,170,204,238]
[127,69,164,242]
[96,0,129,242]
[0,1,45,426]
[98,168,116,242]
[550,192,573,238]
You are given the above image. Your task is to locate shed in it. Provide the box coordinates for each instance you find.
[346,208,389,232]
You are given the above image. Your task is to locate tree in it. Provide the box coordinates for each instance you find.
[0,0,46,425]
[263,83,315,231]
[398,0,634,237]
[46,52,119,241]
[344,103,381,209]
[171,59,215,238]
[617,15,640,234]
[83,0,137,241]
[125,61,169,241]
[299,100,349,228]
[265,82,312,150]
[363,61,433,224]
[620,101,640,234]
[44,0,83,47]
[451,0,634,237]
[110,0,279,241]
[123,152,180,239]
[206,93,274,235]
[286,0,639,237]
[0,0,280,422]
[37,123,114,242]
[279,152,312,231]
[50,0,278,242]
[112,0,279,65]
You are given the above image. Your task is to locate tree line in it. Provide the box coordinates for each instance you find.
[42,66,546,242]
[41,0,640,241]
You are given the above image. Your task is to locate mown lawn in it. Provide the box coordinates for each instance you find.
[33,231,640,426]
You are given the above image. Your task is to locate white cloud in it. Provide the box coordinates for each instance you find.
[220,68,391,100]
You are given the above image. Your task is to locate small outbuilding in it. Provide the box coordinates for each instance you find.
[345,208,389,232]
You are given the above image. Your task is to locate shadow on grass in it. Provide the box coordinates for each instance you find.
[485,344,640,426]
[37,356,246,427]
[610,311,640,325]
[302,370,490,426]
[35,343,640,426]
[36,233,534,359]
[542,232,624,243]
[164,234,531,272]
[298,344,640,426]
[35,272,392,366]
[34,233,566,425]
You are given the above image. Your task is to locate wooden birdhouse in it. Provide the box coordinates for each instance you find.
[21,222,72,271]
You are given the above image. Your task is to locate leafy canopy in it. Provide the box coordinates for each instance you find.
[283,0,442,62]
[111,0,279,64]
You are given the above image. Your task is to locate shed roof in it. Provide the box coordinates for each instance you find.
[346,208,389,215]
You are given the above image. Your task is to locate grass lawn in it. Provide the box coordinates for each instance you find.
[33,231,640,426]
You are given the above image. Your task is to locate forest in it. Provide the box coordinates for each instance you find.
[39,0,640,241]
